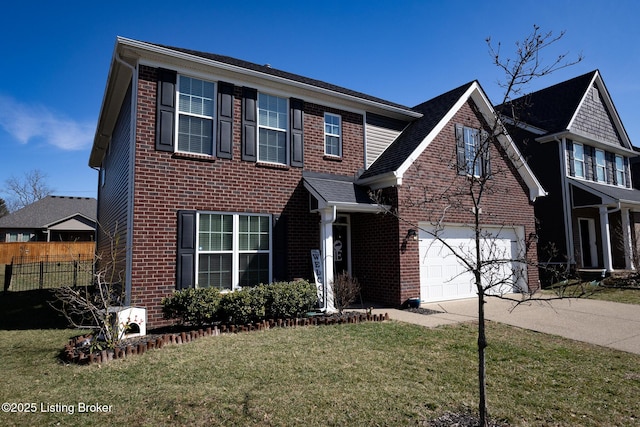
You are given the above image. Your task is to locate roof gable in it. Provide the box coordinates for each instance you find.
[359,82,546,201]
[0,196,97,230]
[359,82,474,180]
[501,70,632,149]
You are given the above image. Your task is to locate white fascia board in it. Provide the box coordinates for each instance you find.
[117,37,421,121]
[537,130,638,156]
[356,171,402,190]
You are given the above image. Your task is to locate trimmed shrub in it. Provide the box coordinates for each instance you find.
[265,280,317,319]
[161,287,222,326]
[162,280,319,326]
[218,286,267,325]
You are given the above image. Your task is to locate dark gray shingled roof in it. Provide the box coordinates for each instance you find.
[302,172,377,206]
[498,70,598,134]
[360,81,475,179]
[0,196,97,229]
[151,42,416,113]
[568,178,640,205]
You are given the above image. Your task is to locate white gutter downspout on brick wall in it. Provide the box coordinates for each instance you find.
[115,52,137,306]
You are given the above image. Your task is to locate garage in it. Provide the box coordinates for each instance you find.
[418,224,525,303]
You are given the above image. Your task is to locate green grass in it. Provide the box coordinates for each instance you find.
[1,319,639,426]
[543,280,640,305]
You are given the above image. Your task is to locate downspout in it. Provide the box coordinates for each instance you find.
[114,52,137,306]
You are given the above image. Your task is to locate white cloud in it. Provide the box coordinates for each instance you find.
[0,95,94,151]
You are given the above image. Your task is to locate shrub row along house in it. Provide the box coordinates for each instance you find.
[89,38,633,328]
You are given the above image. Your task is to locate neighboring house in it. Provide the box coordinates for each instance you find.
[0,196,97,242]
[501,70,639,276]
[90,37,544,327]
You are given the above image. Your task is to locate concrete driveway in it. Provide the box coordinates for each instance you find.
[374,297,640,355]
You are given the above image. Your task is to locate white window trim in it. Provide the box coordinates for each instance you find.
[324,112,342,157]
[573,142,585,179]
[257,93,289,165]
[195,212,272,290]
[175,75,216,156]
[595,148,606,183]
[615,154,626,187]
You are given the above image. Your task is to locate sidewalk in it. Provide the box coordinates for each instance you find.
[369,297,640,355]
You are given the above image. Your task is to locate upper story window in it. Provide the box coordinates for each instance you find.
[324,113,342,157]
[615,155,626,186]
[595,149,606,182]
[197,212,271,290]
[258,93,288,164]
[455,125,489,177]
[177,76,215,155]
[573,143,585,178]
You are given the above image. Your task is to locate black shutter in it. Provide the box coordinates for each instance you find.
[455,124,465,175]
[606,152,615,184]
[585,146,594,181]
[290,98,304,167]
[156,69,177,152]
[217,82,234,159]
[567,140,575,176]
[272,215,288,281]
[624,157,631,187]
[242,87,258,161]
[176,210,196,290]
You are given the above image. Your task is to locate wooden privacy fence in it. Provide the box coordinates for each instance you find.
[1,242,96,292]
[0,242,95,265]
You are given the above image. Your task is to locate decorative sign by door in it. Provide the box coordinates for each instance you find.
[310,249,324,307]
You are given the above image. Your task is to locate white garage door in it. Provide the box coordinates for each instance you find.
[418,225,524,303]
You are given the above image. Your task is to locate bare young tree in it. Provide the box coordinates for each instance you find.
[3,169,53,212]
[378,25,582,426]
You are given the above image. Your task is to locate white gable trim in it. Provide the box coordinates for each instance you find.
[391,82,545,201]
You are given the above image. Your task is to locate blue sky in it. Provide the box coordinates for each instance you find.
[1,0,638,201]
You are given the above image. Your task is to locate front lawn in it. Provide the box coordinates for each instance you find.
[1,320,639,426]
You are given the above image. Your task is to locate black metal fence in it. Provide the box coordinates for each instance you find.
[3,255,94,292]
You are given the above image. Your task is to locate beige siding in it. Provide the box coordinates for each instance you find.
[365,113,408,168]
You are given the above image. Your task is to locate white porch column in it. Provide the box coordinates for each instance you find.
[621,208,635,270]
[320,206,336,312]
[599,206,614,272]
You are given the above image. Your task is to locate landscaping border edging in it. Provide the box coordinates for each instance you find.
[61,311,390,365]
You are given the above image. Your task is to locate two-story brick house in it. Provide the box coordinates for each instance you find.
[501,70,640,277]
[90,37,544,327]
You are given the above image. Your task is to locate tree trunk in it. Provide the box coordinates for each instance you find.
[478,289,488,427]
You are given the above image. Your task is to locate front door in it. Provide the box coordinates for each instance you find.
[332,215,350,275]
[578,218,598,268]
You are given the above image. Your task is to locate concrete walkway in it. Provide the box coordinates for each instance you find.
[370,297,640,355]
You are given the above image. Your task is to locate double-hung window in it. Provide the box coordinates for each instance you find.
[324,113,342,156]
[258,93,288,164]
[615,155,626,186]
[177,76,215,155]
[197,213,271,290]
[573,143,585,178]
[595,149,606,182]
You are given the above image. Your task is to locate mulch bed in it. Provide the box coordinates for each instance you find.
[61,311,390,365]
